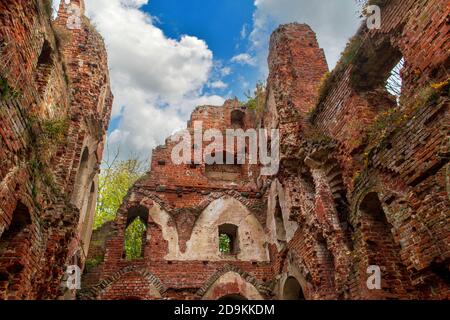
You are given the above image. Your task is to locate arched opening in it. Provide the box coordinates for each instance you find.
[282,277,305,300]
[80,181,96,252]
[80,147,89,169]
[35,39,54,94]
[123,206,148,260]
[201,271,265,300]
[231,110,245,129]
[218,224,238,255]
[72,147,90,209]
[0,202,31,251]
[218,294,248,300]
[274,196,286,243]
[385,57,404,105]
[0,202,32,281]
[359,192,408,294]
[37,40,53,66]
[184,197,268,261]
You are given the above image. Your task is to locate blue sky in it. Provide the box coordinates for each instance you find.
[146,0,257,101]
[63,0,363,162]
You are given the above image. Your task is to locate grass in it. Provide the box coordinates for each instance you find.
[309,35,364,122]
[42,118,69,143]
[243,81,266,114]
[26,115,69,202]
[361,79,449,165]
[44,0,53,17]
[84,255,104,273]
[0,76,20,101]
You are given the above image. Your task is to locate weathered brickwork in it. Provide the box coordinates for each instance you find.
[79,99,274,300]
[1,0,447,300]
[0,0,112,299]
[82,0,448,300]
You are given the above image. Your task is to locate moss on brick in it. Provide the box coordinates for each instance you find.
[84,255,105,273]
[0,76,20,101]
[309,35,364,122]
[362,80,449,166]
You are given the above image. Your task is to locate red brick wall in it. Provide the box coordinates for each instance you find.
[83,0,448,301]
[0,0,112,299]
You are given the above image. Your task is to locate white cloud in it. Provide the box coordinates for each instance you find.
[209,80,228,89]
[240,23,249,39]
[231,53,257,66]
[220,67,232,76]
[84,0,224,160]
[250,0,362,72]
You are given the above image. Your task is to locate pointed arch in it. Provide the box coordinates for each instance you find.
[197,265,268,300]
[123,205,148,260]
[78,266,166,300]
[267,179,298,250]
[181,196,268,261]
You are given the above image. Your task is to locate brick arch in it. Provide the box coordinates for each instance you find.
[196,264,269,299]
[305,147,351,231]
[115,198,182,259]
[78,265,167,300]
[304,149,355,292]
[0,198,36,299]
[352,184,386,223]
[352,188,413,298]
[118,189,261,225]
[181,196,268,261]
[119,190,264,257]
[285,250,314,287]
[197,191,264,217]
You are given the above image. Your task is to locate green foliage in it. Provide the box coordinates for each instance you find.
[219,234,231,254]
[124,218,147,260]
[244,81,266,112]
[304,126,334,146]
[94,157,145,260]
[309,35,363,122]
[362,79,449,165]
[44,0,53,17]
[84,255,104,273]
[94,159,144,229]
[42,118,68,143]
[312,72,332,109]
[339,36,363,67]
[0,76,20,101]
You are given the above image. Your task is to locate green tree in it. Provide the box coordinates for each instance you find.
[244,81,266,112]
[94,157,144,229]
[94,149,147,260]
[124,217,147,260]
[219,234,231,254]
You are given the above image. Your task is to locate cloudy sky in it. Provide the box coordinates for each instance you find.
[55,0,362,162]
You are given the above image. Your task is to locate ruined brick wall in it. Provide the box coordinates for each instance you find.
[82,0,448,300]
[80,100,274,300]
[307,0,449,299]
[0,0,112,299]
[263,0,449,300]
[262,23,351,300]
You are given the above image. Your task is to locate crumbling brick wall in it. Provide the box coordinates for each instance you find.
[0,0,112,299]
[82,0,448,300]
[307,0,449,299]
[263,0,449,300]
[80,100,273,300]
